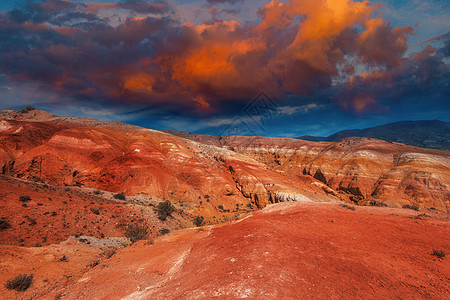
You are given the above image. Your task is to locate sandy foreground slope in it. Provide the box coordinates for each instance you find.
[1,202,446,299]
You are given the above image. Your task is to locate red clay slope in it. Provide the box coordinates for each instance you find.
[0,175,144,247]
[1,109,449,212]
[0,111,338,219]
[62,202,449,300]
[177,134,450,211]
[0,174,217,248]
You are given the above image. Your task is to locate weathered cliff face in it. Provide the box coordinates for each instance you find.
[1,111,449,212]
[216,154,320,208]
[0,115,336,219]
[196,136,450,211]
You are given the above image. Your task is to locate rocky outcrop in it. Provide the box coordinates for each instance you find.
[1,111,449,211]
[193,136,450,211]
[0,114,337,219]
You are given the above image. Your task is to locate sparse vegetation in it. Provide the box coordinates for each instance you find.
[402,204,419,211]
[59,255,69,262]
[19,195,31,202]
[25,105,35,111]
[125,224,148,243]
[25,216,37,225]
[340,204,356,211]
[104,249,116,259]
[218,205,224,210]
[369,200,388,207]
[193,216,204,227]
[5,274,33,292]
[159,228,170,235]
[113,192,126,200]
[154,201,176,221]
[90,208,100,215]
[54,293,64,300]
[431,249,446,259]
[0,218,11,231]
[90,260,100,268]
[413,213,430,219]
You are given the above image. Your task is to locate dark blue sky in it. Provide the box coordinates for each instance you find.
[0,0,448,137]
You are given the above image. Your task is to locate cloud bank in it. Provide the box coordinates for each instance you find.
[0,0,448,116]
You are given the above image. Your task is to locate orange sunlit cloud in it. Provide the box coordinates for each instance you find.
[143,0,412,113]
[123,74,155,94]
[0,0,426,114]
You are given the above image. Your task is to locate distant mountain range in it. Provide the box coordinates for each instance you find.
[298,120,450,151]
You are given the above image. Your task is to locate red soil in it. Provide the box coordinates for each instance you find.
[0,175,197,248]
[61,202,449,299]
[0,110,449,299]
[0,239,108,299]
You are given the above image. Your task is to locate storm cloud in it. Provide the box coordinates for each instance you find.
[0,0,448,116]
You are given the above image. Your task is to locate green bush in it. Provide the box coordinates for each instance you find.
[59,255,69,262]
[104,249,116,259]
[125,224,148,243]
[113,192,126,200]
[193,216,204,227]
[0,219,11,231]
[154,201,176,221]
[159,228,170,235]
[402,204,419,211]
[431,249,446,259]
[369,201,388,207]
[19,195,31,202]
[340,204,356,211]
[25,216,37,226]
[54,293,64,300]
[5,274,33,292]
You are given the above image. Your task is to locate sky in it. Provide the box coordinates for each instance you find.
[0,0,448,137]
